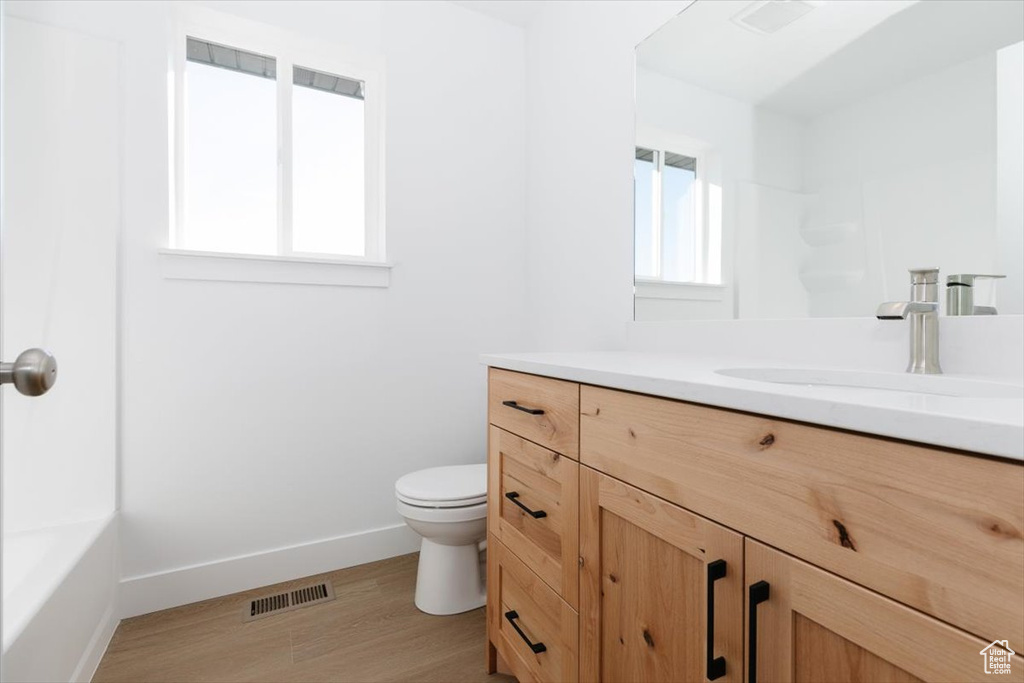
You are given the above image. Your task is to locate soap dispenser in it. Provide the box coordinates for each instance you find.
[946,274,1006,315]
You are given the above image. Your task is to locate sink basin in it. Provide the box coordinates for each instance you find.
[716,367,1024,399]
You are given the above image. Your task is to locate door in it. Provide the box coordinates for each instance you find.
[579,466,744,682]
[744,540,1018,683]
[1,11,119,675]
[488,426,579,607]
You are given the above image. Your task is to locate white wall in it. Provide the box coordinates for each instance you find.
[997,41,1024,315]
[5,0,529,616]
[524,1,691,349]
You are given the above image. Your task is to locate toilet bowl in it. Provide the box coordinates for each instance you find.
[395,464,487,615]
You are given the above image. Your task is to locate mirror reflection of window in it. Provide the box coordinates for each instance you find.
[662,152,698,283]
[634,147,702,283]
[634,148,657,278]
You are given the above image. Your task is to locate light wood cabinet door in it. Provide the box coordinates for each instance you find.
[488,536,579,683]
[745,539,1022,683]
[580,467,744,682]
[488,368,579,458]
[488,426,579,607]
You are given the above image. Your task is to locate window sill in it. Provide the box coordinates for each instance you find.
[158,249,392,287]
[634,279,726,301]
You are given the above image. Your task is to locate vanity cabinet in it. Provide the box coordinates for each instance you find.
[486,368,1024,683]
[579,385,1024,650]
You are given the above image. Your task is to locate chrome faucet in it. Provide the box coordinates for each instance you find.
[946,273,1005,315]
[876,267,942,375]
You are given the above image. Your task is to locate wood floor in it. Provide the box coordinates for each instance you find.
[94,553,515,683]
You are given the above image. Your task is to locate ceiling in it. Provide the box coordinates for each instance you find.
[638,0,1024,119]
[450,1,546,28]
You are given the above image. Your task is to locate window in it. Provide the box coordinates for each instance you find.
[173,32,383,262]
[635,146,714,283]
[183,40,278,255]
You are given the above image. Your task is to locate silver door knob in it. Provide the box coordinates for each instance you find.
[0,348,58,396]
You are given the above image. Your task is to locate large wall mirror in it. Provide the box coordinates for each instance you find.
[633,0,1024,321]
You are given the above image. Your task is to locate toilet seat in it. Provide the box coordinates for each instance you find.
[395,464,487,509]
[396,492,487,508]
[396,498,487,523]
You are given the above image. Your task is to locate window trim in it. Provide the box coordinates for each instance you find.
[634,278,726,302]
[157,248,391,288]
[636,133,716,285]
[169,7,386,265]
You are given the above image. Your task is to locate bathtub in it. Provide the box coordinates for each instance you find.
[3,515,119,682]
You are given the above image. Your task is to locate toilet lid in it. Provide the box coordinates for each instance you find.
[395,464,487,508]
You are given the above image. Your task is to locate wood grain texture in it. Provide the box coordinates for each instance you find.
[488,426,579,608]
[746,539,1022,683]
[487,536,578,683]
[580,385,1024,650]
[488,368,579,459]
[93,554,514,683]
[579,467,744,682]
[793,615,921,683]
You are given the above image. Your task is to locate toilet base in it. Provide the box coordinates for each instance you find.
[414,538,486,615]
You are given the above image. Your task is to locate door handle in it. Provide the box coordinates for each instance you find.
[504,610,547,654]
[706,559,727,680]
[0,348,58,396]
[505,491,547,519]
[748,581,771,683]
[501,400,545,415]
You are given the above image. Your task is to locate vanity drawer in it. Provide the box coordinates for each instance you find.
[488,368,579,458]
[488,535,578,683]
[488,426,579,607]
[580,385,1024,651]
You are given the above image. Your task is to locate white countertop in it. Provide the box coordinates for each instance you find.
[481,351,1024,461]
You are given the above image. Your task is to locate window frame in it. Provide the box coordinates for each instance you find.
[634,138,714,285]
[170,8,386,265]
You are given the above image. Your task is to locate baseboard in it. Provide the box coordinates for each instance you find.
[119,523,420,618]
[71,602,118,683]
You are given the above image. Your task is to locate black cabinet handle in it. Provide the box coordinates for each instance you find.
[748,581,771,683]
[706,559,727,680]
[505,610,547,654]
[505,491,547,519]
[502,400,545,415]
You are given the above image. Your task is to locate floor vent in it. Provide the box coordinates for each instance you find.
[243,581,335,622]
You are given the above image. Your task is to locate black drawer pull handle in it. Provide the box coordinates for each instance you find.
[505,492,547,518]
[748,581,770,683]
[706,559,727,680]
[502,400,545,415]
[504,610,547,654]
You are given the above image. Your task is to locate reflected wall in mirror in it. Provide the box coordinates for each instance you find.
[633,0,1024,321]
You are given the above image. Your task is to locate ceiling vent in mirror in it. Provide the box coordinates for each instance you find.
[732,0,819,35]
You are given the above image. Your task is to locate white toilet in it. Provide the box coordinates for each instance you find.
[395,463,487,615]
